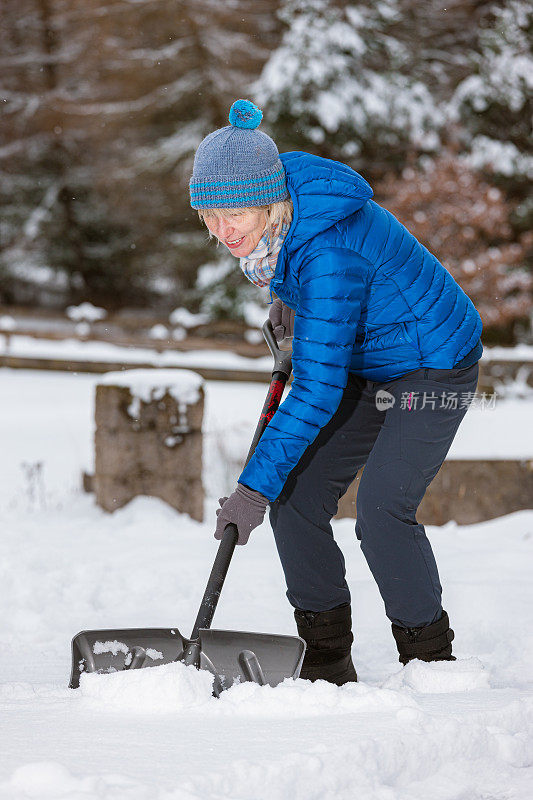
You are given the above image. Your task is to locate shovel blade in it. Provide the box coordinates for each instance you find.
[199,629,306,692]
[69,626,305,693]
[69,627,187,689]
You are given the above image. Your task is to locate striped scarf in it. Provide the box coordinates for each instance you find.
[239,221,290,288]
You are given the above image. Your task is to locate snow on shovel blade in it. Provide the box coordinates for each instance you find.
[69,628,187,689]
[69,627,305,693]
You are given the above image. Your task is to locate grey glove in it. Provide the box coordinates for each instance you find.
[268,298,295,343]
[215,483,269,545]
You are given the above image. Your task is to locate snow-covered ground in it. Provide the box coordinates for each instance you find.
[0,368,532,799]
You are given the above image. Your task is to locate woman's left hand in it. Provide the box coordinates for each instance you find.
[215,484,269,545]
[268,298,295,343]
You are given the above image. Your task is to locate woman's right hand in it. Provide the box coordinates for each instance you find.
[268,298,295,343]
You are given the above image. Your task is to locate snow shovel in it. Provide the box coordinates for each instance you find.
[69,321,305,696]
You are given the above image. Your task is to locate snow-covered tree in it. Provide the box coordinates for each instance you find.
[255,0,531,183]
[451,2,532,184]
[0,0,280,308]
[254,0,442,171]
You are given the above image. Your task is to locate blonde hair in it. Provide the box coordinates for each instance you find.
[198,200,293,247]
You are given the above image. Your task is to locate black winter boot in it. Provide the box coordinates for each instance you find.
[391,610,455,665]
[294,603,357,685]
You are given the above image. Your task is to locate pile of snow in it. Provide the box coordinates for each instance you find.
[148,323,169,340]
[382,657,491,693]
[75,657,490,720]
[78,661,423,718]
[100,368,203,420]
[0,315,16,332]
[79,661,214,713]
[213,676,422,719]
[65,302,106,322]
[172,327,187,342]
[169,307,209,329]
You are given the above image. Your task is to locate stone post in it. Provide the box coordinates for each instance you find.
[94,369,204,520]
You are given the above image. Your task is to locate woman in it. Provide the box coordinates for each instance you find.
[189,99,482,685]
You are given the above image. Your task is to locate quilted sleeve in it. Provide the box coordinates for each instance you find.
[238,247,369,501]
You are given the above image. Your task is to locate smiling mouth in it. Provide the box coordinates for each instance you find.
[225,236,245,248]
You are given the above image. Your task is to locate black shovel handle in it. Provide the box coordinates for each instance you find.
[189,320,292,640]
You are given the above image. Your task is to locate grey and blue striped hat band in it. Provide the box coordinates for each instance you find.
[189,99,289,209]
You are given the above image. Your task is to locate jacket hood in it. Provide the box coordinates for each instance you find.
[279,152,373,253]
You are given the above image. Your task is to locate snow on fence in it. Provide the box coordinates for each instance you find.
[1,337,533,394]
[93,369,204,520]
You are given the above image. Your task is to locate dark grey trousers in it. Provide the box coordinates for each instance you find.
[269,363,479,628]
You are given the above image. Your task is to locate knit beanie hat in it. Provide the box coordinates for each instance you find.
[189,99,289,209]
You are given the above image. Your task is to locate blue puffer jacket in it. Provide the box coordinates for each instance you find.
[239,151,482,501]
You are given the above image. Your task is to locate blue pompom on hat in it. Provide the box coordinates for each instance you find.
[189,99,289,209]
[228,99,263,129]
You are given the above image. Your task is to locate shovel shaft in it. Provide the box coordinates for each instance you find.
[190,523,238,640]
[245,320,292,464]
[245,370,288,465]
[189,321,292,640]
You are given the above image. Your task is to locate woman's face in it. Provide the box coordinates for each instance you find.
[203,208,267,258]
